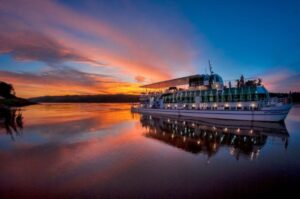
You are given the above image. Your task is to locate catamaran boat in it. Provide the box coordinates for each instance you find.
[131,67,292,122]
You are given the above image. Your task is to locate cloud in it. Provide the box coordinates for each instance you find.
[134,75,146,83]
[0,67,142,98]
[262,70,300,92]
[0,18,103,65]
[0,0,197,83]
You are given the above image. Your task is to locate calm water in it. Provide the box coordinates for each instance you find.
[1,103,300,198]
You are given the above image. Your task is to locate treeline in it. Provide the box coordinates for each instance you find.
[29,94,140,103]
[30,92,300,103]
[0,81,35,107]
[269,92,300,103]
[0,81,15,99]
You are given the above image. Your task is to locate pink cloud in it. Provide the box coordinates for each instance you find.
[0,68,142,98]
[262,70,300,92]
[135,75,146,83]
[0,0,197,84]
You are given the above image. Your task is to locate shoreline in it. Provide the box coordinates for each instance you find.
[0,98,37,108]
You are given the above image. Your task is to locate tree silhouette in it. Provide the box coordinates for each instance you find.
[0,81,16,98]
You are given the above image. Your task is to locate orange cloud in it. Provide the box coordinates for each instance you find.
[0,68,142,98]
[135,75,146,83]
[0,0,197,97]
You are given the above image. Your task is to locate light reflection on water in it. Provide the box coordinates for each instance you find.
[0,103,300,198]
[140,114,289,160]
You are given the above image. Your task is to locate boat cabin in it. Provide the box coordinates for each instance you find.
[139,74,270,111]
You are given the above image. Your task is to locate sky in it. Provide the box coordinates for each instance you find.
[0,0,299,98]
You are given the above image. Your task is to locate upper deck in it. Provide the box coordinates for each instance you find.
[141,74,224,90]
[139,74,270,105]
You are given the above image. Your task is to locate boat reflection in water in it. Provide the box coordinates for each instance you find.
[140,114,289,160]
[0,107,23,139]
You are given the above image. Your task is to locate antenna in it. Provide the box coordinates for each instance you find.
[208,60,213,75]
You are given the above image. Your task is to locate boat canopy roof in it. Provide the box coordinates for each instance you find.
[141,74,218,89]
[141,75,199,89]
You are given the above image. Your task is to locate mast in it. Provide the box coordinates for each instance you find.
[208,60,214,75]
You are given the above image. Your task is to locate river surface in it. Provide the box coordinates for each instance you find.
[0,103,300,198]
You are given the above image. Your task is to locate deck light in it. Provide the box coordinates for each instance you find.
[230,148,235,155]
[238,103,242,107]
[213,143,217,150]
[250,152,255,160]
[225,103,229,107]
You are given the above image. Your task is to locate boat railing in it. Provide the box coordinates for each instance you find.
[267,97,291,106]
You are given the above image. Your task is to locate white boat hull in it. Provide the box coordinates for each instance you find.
[132,104,292,122]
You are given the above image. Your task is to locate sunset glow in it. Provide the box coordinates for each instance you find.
[1,2,300,197]
[0,0,299,97]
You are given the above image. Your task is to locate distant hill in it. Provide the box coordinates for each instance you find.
[29,94,140,103]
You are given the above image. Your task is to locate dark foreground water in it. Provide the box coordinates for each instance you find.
[0,103,300,198]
